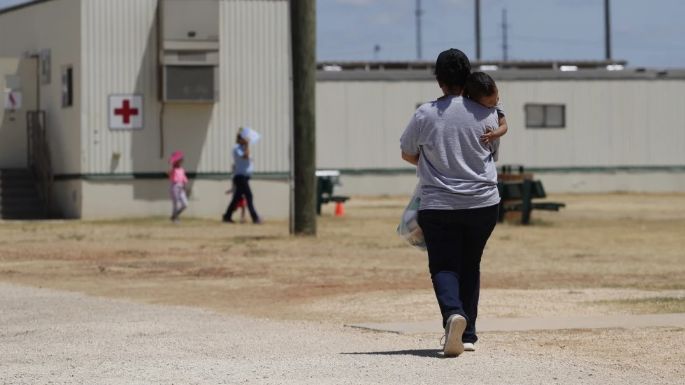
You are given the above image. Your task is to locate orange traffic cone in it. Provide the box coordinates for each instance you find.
[334,201,345,217]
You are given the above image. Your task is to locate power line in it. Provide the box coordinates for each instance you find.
[501,8,508,61]
[416,0,423,60]
[475,0,481,60]
[605,0,612,60]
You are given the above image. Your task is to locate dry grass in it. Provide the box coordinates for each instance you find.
[0,193,684,322]
[591,297,685,314]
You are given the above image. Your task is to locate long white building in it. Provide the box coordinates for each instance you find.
[318,67,685,196]
[1,0,684,220]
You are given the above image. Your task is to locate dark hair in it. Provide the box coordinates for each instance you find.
[434,48,471,88]
[464,71,497,100]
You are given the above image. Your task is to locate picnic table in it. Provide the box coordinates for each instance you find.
[497,166,565,224]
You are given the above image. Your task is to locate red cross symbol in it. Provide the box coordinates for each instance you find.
[114,99,139,124]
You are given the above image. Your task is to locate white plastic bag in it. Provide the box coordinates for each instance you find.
[240,126,261,144]
[397,184,426,251]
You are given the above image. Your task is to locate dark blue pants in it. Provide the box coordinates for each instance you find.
[417,204,499,343]
[223,175,260,223]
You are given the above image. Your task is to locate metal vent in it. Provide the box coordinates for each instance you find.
[159,0,219,103]
[163,66,216,102]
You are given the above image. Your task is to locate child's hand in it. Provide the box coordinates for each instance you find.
[481,128,497,144]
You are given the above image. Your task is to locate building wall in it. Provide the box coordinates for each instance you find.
[75,0,292,219]
[0,0,82,175]
[53,179,82,218]
[316,77,685,193]
[2,0,291,219]
[334,170,685,197]
[495,80,685,168]
[80,0,291,176]
[80,0,161,175]
[79,178,288,220]
[316,80,438,170]
[0,0,82,217]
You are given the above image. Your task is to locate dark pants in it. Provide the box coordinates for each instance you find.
[417,204,499,343]
[223,175,260,223]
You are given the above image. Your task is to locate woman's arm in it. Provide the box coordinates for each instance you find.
[400,109,423,165]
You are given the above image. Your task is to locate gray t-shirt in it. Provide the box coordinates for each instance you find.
[400,95,500,210]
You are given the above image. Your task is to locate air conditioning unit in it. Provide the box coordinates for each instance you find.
[159,0,219,103]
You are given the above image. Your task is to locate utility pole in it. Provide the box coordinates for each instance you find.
[415,0,423,60]
[604,0,612,60]
[290,0,317,236]
[501,8,508,62]
[475,0,481,61]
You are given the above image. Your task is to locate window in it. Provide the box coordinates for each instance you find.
[163,66,216,102]
[61,66,73,108]
[525,104,565,128]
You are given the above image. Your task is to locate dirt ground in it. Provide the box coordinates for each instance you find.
[1,193,684,381]
[1,193,684,320]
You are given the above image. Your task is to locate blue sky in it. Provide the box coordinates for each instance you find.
[2,0,684,68]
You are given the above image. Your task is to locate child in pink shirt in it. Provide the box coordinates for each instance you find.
[169,151,188,222]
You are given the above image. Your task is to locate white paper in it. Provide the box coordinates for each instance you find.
[240,126,261,144]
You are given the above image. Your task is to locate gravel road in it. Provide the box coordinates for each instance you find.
[0,283,677,385]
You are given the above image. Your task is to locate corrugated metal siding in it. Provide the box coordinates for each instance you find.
[215,0,291,173]
[81,0,291,174]
[496,80,685,167]
[316,81,438,169]
[316,79,685,170]
[81,0,160,174]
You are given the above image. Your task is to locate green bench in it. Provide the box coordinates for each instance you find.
[316,170,350,215]
[497,179,565,224]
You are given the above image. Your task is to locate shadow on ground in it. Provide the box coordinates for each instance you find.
[341,349,443,358]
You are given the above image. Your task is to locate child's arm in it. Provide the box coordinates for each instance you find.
[481,115,508,144]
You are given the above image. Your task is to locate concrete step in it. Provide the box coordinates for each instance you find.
[0,168,48,220]
[0,188,41,197]
[0,181,36,190]
[0,208,47,219]
[0,212,44,218]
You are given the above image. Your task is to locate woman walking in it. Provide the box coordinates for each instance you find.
[400,48,500,357]
[222,132,261,224]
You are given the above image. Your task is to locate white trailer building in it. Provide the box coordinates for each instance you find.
[317,66,685,196]
[1,0,291,219]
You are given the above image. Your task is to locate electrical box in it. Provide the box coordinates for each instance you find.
[159,0,219,103]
